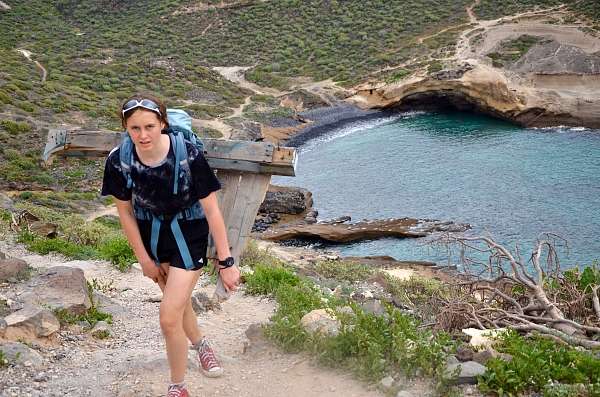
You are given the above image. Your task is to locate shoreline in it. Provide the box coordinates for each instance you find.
[285,104,387,147]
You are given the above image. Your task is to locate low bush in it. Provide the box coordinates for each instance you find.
[313,259,374,283]
[478,331,600,396]
[0,120,32,134]
[244,264,300,295]
[98,235,135,272]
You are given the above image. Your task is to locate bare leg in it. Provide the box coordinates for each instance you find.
[158,263,203,346]
[158,265,202,383]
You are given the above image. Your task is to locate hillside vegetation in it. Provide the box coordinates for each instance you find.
[1,0,600,191]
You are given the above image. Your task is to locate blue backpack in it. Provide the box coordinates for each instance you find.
[119,108,206,270]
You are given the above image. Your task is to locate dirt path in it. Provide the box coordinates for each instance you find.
[17,48,47,83]
[0,238,391,397]
[213,66,285,97]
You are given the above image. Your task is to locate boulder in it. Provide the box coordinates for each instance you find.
[300,309,340,337]
[4,305,60,341]
[262,217,470,243]
[0,341,44,368]
[446,361,487,385]
[20,266,91,315]
[0,258,29,282]
[259,185,313,215]
[456,344,475,362]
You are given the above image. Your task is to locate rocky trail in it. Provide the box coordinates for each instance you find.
[0,237,399,397]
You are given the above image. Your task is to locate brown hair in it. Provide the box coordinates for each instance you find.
[119,93,169,129]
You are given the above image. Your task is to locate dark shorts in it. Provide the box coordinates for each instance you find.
[138,218,209,271]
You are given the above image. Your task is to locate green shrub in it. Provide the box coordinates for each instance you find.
[18,231,97,259]
[98,235,135,272]
[240,240,286,269]
[0,120,31,134]
[0,350,8,367]
[244,264,300,295]
[313,259,374,283]
[478,331,600,396]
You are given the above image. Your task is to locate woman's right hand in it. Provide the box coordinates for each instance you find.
[140,257,160,282]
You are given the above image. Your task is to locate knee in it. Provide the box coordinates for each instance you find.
[159,305,183,335]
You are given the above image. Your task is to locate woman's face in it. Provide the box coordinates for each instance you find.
[125,109,165,152]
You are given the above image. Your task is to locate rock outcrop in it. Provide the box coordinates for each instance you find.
[352,19,600,129]
[259,185,313,215]
[261,217,469,243]
[18,266,91,315]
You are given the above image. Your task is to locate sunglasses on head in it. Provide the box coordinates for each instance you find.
[122,98,162,116]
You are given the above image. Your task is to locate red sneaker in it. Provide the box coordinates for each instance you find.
[167,384,189,397]
[196,338,223,378]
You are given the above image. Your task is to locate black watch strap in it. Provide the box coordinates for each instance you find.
[218,256,235,268]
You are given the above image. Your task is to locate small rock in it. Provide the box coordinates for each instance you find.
[4,305,60,340]
[380,375,395,389]
[350,290,373,302]
[0,258,29,282]
[33,372,49,382]
[472,348,497,365]
[456,344,475,362]
[300,309,340,337]
[446,361,487,385]
[0,341,44,368]
[360,300,386,316]
[191,292,221,312]
[446,355,460,365]
[397,391,413,397]
[144,294,162,303]
[91,321,110,339]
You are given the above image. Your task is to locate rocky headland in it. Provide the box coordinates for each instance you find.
[348,8,600,129]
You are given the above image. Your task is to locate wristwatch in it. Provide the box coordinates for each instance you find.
[218,256,235,269]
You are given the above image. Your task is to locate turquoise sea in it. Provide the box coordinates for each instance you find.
[273,111,600,268]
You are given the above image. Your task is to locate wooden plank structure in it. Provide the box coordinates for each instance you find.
[43,129,297,262]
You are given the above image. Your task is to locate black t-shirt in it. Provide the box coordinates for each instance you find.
[101,135,221,217]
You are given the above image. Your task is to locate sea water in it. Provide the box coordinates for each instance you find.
[273,111,600,268]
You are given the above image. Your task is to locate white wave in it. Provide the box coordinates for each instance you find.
[300,112,417,153]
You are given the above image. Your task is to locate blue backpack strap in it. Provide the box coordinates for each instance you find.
[119,134,134,189]
[169,130,190,195]
[150,215,161,267]
[170,217,195,270]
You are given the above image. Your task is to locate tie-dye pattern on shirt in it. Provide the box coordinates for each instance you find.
[101,136,221,217]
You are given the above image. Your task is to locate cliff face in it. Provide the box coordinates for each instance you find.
[351,61,600,128]
[350,13,600,128]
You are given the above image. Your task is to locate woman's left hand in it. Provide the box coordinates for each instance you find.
[220,266,240,292]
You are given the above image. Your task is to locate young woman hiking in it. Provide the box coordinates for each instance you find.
[101,94,240,397]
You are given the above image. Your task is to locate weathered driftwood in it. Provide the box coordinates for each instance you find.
[435,234,600,349]
[43,128,297,261]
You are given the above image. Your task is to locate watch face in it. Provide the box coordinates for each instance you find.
[221,257,234,267]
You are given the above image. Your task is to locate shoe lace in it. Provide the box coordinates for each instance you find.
[198,339,220,370]
[168,385,186,397]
